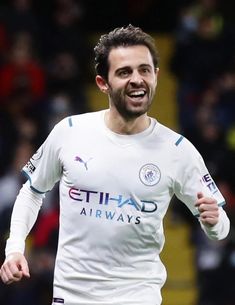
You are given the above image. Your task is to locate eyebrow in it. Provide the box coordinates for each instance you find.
[115,64,152,73]
[115,66,131,73]
[139,64,152,69]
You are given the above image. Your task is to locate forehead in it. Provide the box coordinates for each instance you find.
[108,45,154,71]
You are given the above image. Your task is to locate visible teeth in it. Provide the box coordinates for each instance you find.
[129,90,145,97]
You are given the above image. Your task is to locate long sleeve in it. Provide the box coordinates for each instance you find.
[5,182,44,256]
[199,207,230,240]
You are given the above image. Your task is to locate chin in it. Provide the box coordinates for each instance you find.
[123,109,147,119]
[128,104,150,115]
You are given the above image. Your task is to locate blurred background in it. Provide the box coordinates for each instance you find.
[0,0,234,304]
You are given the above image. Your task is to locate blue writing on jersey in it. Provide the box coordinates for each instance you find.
[69,188,157,213]
[202,173,218,194]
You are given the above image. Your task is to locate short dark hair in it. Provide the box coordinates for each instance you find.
[94,24,159,80]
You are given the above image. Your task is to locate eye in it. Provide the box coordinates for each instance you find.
[140,67,151,74]
[118,70,129,77]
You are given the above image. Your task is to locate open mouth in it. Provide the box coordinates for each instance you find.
[127,90,147,100]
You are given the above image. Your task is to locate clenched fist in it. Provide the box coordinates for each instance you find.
[0,252,30,284]
[195,192,219,227]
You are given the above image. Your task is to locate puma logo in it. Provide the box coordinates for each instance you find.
[74,156,93,170]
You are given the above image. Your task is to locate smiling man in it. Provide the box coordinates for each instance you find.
[0,25,230,305]
[96,45,157,122]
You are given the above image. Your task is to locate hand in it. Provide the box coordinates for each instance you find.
[0,252,30,284]
[195,192,219,227]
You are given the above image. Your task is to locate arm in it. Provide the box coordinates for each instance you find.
[0,183,44,284]
[173,137,230,240]
[195,192,230,240]
[1,118,66,284]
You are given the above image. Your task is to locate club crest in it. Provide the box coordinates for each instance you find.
[139,164,161,186]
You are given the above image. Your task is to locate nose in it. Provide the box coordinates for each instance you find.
[129,70,143,85]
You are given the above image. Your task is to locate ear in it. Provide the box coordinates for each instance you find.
[154,67,159,86]
[95,75,109,94]
[155,67,159,77]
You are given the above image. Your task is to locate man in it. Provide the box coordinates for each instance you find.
[0,25,230,305]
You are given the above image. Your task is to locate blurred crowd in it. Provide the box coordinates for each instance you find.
[170,1,235,305]
[0,0,91,304]
[0,0,234,305]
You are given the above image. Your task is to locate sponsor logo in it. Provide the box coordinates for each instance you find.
[24,160,36,174]
[78,207,141,225]
[69,188,158,213]
[201,173,218,194]
[75,155,93,170]
[23,147,43,174]
[139,164,161,186]
[68,188,159,225]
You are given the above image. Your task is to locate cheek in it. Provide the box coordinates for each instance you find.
[109,83,128,96]
[149,79,157,91]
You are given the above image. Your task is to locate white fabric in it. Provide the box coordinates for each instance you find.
[6,110,229,305]
[200,207,230,240]
[5,183,43,256]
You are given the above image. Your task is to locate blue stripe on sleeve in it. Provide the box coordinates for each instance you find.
[194,201,226,218]
[218,201,226,207]
[21,170,46,194]
[175,135,184,146]
[30,185,45,194]
[68,117,73,127]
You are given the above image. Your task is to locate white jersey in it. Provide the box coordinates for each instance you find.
[22,110,225,305]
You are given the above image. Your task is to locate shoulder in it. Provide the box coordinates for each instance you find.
[155,121,201,157]
[53,110,104,131]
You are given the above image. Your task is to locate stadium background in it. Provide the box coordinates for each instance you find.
[0,1,234,304]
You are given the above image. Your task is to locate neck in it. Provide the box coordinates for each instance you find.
[104,109,150,135]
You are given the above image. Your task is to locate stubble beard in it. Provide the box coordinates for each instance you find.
[109,86,155,120]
